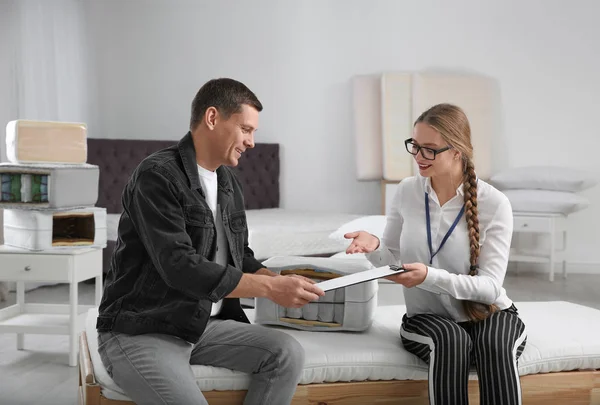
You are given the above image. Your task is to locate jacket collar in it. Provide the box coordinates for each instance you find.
[177,131,233,194]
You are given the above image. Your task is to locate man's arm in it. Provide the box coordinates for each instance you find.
[126,168,243,303]
[241,231,264,274]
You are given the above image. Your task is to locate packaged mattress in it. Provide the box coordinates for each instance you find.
[255,256,378,332]
[3,207,107,251]
[5,120,88,164]
[0,163,98,209]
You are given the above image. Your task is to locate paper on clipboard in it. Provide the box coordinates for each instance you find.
[316,265,405,291]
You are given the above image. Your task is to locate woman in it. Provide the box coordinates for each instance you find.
[345,104,527,405]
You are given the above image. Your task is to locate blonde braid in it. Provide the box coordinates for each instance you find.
[462,158,499,321]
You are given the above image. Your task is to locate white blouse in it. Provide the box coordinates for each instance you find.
[366,175,514,322]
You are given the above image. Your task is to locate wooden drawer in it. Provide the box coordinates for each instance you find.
[513,216,552,233]
[0,254,72,282]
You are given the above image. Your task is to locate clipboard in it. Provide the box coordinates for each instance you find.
[316,265,405,291]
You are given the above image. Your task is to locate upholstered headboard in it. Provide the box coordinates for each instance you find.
[87,138,280,214]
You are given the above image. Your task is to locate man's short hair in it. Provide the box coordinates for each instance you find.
[190,78,263,130]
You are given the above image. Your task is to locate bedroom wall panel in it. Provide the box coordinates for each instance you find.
[381,73,414,181]
[411,73,498,180]
[352,75,383,181]
[352,72,499,183]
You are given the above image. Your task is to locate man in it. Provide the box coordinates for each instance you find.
[96,78,325,405]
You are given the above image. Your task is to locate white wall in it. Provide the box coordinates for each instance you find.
[0,0,18,164]
[0,0,19,245]
[79,0,599,266]
[0,0,90,244]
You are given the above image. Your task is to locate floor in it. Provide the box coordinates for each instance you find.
[1,269,599,405]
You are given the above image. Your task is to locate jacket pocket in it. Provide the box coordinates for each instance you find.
[184,204,213,227]
[227,211,247,266]
[228,211,247,233]
[183,204,214,258]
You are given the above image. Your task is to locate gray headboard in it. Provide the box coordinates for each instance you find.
[87,138,280,214]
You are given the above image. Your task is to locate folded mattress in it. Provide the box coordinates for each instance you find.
[3,207,107,251]
[255,256,378,331]
[85,301,600,401]
[0,163,98,209]
[5,119,88,164]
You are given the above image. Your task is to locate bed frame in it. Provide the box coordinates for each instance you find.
[79,331,600,405]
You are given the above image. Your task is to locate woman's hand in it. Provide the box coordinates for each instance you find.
[344,231,380,254]
[385,263,428,287]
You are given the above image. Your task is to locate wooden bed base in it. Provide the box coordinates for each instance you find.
[79,331,600,405]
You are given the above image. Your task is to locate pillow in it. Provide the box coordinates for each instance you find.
[328,215,387,242]
[490,166,598,192]
[503,189,590,215]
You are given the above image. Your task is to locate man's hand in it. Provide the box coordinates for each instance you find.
[286,274,317,284]
[384,263,428,288]
[267,275,325,308]
[256,267,317,284]
[255,268,278,277]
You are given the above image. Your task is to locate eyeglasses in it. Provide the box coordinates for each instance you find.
[404,138,451,160]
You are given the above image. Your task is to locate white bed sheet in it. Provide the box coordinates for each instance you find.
[85,301,600,401]
[106,213,120,242]
[245,209,361,259]
[106,209,361,259]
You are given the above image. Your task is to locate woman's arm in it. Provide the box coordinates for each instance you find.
[418,198,513,304]
[365,183,404,267]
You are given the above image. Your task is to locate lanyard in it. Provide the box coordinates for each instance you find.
[425,193,465,265]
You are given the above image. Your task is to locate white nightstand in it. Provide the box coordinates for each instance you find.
[0,245,103,366]
[510,213,567,282]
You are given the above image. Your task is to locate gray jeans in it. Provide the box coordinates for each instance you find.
[97,318,305,405]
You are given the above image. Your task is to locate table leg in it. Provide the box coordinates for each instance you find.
[16,281,24,350]
[69,280,78,367]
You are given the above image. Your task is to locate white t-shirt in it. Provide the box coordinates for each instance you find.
[197,164,229,316]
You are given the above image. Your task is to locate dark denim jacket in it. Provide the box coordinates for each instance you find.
[96,132,263,343]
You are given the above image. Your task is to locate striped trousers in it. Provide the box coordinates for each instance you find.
[400,304,527,405]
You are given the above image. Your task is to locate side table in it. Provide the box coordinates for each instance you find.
[0,245,103,366]
[510,212,567,282]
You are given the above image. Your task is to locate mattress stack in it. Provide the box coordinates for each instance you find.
[0,120,107,251]
[254,256,378,332]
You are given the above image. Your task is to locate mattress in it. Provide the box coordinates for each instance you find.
[3,207,107,251]
[85,301,600,401]
[255,256,378,331]
[106,209,361,259]
[6,119,88,164]
[0,163,99,209]
[245,209,362,259]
